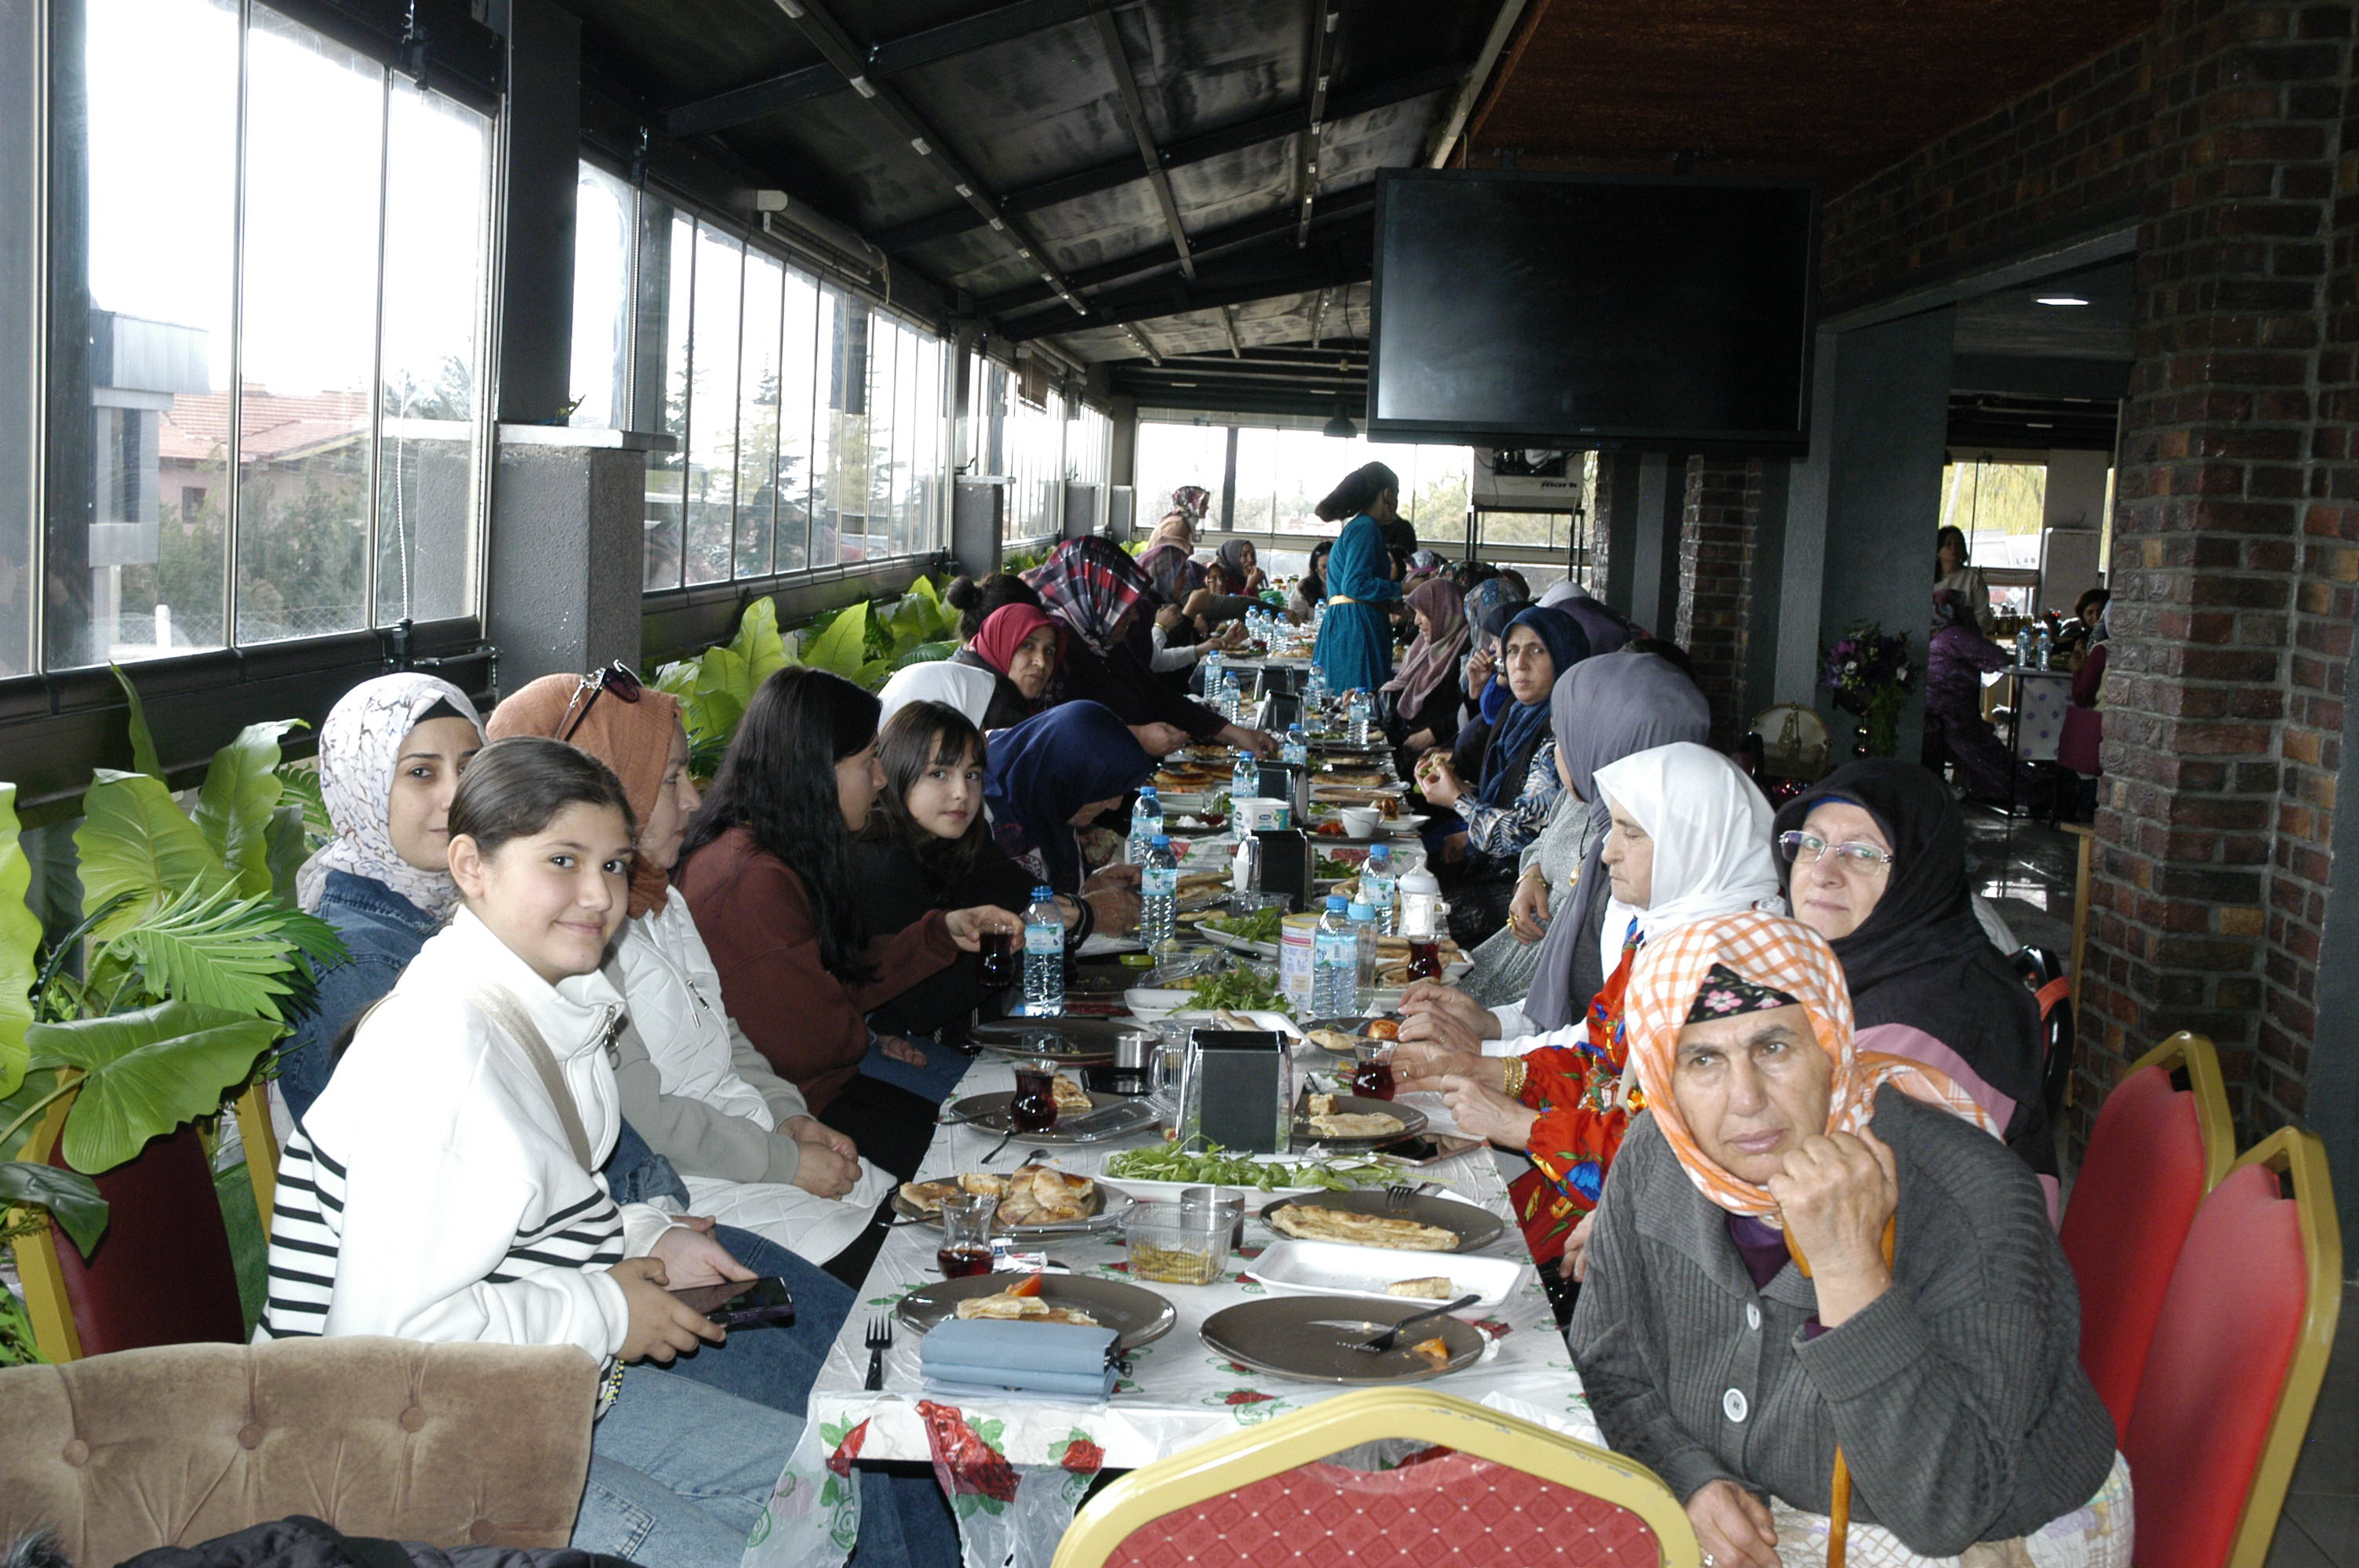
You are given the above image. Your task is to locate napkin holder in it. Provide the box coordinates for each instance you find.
[1255,827,1312,909]
[918,1318,1122,1399]
[1193,1028,1291,1152]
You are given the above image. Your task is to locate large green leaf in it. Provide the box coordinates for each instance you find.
[27,1000,280,1173]
[0,786,38,1098]
[803,603,871,679]
[263,802,310,903]
[889,640,957,672]
[194,720,299,898]
[653,658,700,698]
[682,644,751,755]
[0,1160,107,1257]
[109,665,165,781]
[74,770,230,942]
[272,763,332,843]
[107,880,321,1022]
[729,596,791,685]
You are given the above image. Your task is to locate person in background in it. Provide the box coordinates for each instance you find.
[1380,575,1468,773]
[1027,535,1273,755]
[2057,595,2108,820]
[1136,485,1210,605]
[279,672,485,1120]
[856,701,1137,1037]
[1926,586,2044,808]
[259,736,958,1568]
[1416,605,1590,872]
[1449,585,1528,782]
[2055,586,2110,664]
[677,668,1020,1180]
[944,570,1045,644]
[952,601,1063,732]
[878,655,999,733]
[1216,536,1267,597]
[1287,539,1334,622]
[1772,758,2054,1177]
[983,701,1159,902]
[488,673,894,1271]
[1404,547,1446,584]
[1935,524,1997,634]
[1310,461,1407,693]
[1571,911,2121,1568]
[1537,579,1638,655]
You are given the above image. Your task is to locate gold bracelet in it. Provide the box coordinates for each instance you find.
[1502,1058,1528,1099]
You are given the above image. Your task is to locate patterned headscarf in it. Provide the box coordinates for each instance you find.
[297,673,485,916]
[1170,485,1211,521]
[487,672,683,920]
[1024,536,1153,654]
[1381,577,1468,717]
[1624,910,1996,1221]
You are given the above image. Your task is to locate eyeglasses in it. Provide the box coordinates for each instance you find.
[556,660,643,744]
[1776,830,1895,875]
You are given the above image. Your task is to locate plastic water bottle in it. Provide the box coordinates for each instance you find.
[1019,886,1065,1017]
[1347,900,1382,1008]
[1140,835,1179,952]
[1361,844,1398,935]
[1201,643,1224,697]
[1281,725,1309,768]
[2014,625,2034,668]
[1311,895,1359,1018]
[2036,622,2054,671]
[1347,688,1372,747]
[1128,786,1163,866]
[1230,748,1259,805]
[1219,671,1243,725]
[1306,662,1329,710]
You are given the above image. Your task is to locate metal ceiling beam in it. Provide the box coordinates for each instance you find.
[1309,285,1329,346]
[1092,9,1195,281]
[767,0,1089,314]
[976,185,1377,318]
[667,0,1098,138]
[1000,252,1372,341]
[1296,3,1339,245]
[1220,305,1243,358]
[874,62,1466,254]
[1424,0,1532,168]
[1132,356,1361,383]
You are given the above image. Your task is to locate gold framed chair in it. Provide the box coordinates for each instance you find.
[1051,1388,1699,1568]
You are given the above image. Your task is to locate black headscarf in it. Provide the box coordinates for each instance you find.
[1772,759,2052,1171]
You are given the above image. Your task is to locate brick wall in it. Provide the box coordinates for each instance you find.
[1818,0,2358,1147]
[1676,456,1760,745]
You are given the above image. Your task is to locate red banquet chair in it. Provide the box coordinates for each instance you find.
[2057,1031,2233,1436]
[1051,1389,1699,1568]
[2121,1127,2341,1568]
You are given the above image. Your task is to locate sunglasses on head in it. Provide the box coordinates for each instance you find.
[557,660,643,744]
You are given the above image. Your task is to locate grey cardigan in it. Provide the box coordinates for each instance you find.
[1569,1088,2114,1555]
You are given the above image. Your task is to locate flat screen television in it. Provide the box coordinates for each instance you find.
[1368,170,1819,453]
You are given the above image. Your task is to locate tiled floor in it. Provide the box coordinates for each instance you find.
[1962,802,2358,1567]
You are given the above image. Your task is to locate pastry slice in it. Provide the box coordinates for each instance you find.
[1386,1276,1458,1300]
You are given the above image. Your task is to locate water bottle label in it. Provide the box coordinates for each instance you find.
[1143,867,1177,897]
[1025,922,1060,956]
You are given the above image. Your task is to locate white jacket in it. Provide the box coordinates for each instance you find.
[257,909,677,1363]
[612,898,783,1131]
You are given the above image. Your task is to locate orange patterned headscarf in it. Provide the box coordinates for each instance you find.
[1624,909,1995,1221]
[487,672,684,921]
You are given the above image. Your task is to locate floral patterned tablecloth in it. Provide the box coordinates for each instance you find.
[742,1052,1598,1568]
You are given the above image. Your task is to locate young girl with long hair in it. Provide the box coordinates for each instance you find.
[258,737,952,1566]
[677,668,1018,1179]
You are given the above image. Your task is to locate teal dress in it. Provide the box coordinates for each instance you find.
[1311,512,1401,693]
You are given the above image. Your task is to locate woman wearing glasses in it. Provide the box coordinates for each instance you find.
[1774,759,2053,1174]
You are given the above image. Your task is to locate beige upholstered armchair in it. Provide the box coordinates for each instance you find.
[0,1337,597,1565]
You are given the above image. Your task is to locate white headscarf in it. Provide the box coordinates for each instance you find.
[878,659,998,731]
[1592,740,1784,977]
[296,673,484,916]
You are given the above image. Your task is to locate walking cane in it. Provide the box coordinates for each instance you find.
[1783,1215,1897,1568]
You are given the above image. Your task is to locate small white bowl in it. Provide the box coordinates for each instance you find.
[1122,987,1198,1020]
[1337,806,1383,837]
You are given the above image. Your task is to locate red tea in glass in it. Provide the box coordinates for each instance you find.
[1351,1044,1396,1101]
[1405,938,1443,980]
[978,927,1016,987]
[937,1244,994,1279]
[1010,1065,1059,1132]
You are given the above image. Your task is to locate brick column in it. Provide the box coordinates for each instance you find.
[2080,1,2357,1138]
[1676,456,1758,746]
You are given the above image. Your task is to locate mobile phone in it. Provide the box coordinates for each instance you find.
[671,1276,796,1330]
[1383,1134,1485,1166]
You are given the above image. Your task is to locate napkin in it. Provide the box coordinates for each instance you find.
[919,1318,1121,1399]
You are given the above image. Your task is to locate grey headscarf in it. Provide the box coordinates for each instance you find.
[1539,581,1637,655]
[1518,652,1713,1031]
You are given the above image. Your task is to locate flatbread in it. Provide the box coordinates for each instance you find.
[1387,1276,1458,1300]
[954,1291,1100,1327]
[1267,1204,1458,1251]
[997,1163,1097,1226]
[1307,1110,1407,1139]
[899,1178,962,1213]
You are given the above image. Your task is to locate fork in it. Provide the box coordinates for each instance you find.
[863,1317,892,1391]
[1384,1181,1437,1213]
[1350,1294,1482,1354]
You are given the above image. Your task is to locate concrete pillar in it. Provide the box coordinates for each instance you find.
[483,427,667,690]
[1617,452,1682,637]
[493,0,580,426]
[1816,310,1955,760]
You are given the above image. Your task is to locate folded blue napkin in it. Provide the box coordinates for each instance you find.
[919,1317,1121,1399]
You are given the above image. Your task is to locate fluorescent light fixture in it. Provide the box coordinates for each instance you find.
[2036,294,2090,307]
[910,136,931,154]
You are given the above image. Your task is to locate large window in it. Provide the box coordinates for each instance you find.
[37,0,493,672]
[1136,415,1471,546]
[577,176,951,593]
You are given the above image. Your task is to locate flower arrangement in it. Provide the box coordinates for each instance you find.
[1821,622,1916,757]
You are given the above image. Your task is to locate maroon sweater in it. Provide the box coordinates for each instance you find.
[678,826,957,1112]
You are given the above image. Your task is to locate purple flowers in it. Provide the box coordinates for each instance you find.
[1822,622,1916,757]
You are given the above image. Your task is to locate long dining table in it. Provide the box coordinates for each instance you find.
[743,1044,1602,1568]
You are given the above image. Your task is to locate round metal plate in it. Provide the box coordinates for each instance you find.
[892,1180,1134,1238]
[1199,1295,1485,1384]
[943,1090,1160,1145]
[1292,1093,1428,1150]
[1256,1190,1505,1253]
[897,1273,1177,1351]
